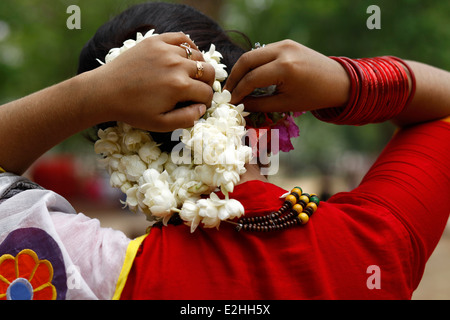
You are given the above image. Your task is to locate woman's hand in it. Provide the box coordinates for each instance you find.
[0,32,216,174]
[85,32,216,132]
[224,40,350,113]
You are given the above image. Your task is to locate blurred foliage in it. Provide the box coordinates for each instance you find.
[0,0,449,182]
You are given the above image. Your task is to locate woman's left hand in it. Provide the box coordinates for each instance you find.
[224,40,350,114]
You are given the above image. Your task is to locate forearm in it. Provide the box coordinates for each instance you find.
[0,72,100,175]
[392,60,450,127]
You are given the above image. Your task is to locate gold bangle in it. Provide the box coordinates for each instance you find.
[0,166,5,173]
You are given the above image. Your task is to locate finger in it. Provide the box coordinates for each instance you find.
[230,62,280,104]
[239,94,289,113]
[159,32,199,51]
[157,104,207,131]
[177,43,205,61]
[179,79,214,106]
[187,61,215,87]
[224,46,275,93]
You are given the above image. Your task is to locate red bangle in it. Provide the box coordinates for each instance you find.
[313,56,415,125]
[371,57,400,121]
[388,56,416,109]
[362,58,387,122]
[366,58,390,121]
[345,57,371,124]
[357,59,380,124]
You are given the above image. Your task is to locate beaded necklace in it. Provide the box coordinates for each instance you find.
[156,186,320,233]
[226,186,320,232]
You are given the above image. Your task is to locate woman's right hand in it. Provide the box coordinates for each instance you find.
[85,32,216,132]
[224,40,350,114]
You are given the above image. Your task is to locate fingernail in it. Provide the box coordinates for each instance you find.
[198,104,206,117]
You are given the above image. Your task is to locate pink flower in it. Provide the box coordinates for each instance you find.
[273,115,300,153]
[292,112,305,117]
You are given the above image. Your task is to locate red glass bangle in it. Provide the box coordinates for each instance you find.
[313,56,415,125]
[362,58,387,122]
[388,56,416,108]
[365,58,389,122]
[370,57,399,122]
[357,59,380,124]
[344,57,370,124]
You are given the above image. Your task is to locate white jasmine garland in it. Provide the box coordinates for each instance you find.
[95,30,252,232]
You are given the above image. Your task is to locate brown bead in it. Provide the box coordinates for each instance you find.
[304,207,314,216]
[298,200,307,208]
[290,192,300,201]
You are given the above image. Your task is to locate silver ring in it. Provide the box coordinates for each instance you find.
[254,42,266,50]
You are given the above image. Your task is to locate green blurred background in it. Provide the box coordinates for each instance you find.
[1,0,449,187]
[0,0,449,299]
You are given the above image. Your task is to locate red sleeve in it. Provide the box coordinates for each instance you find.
[347,119,450,286]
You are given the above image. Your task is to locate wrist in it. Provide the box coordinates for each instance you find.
[73,68,112,127]
[328,58,351,109]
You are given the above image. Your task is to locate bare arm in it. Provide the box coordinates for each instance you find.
[0,33,215,175]
[0,74,96,175]
[392,60,450,126]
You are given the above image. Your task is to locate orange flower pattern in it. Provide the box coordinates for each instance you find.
[0,249,56,300]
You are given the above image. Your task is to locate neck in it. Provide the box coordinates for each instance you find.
[238,163,268,185]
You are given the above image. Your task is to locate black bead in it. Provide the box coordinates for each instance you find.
[290,192,300,201]
[304,207,314,216]
[298,200,307,207]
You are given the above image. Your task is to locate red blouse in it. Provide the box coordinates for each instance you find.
[120,119,450,299]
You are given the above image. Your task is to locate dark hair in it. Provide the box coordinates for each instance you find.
[78,2,251,150]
